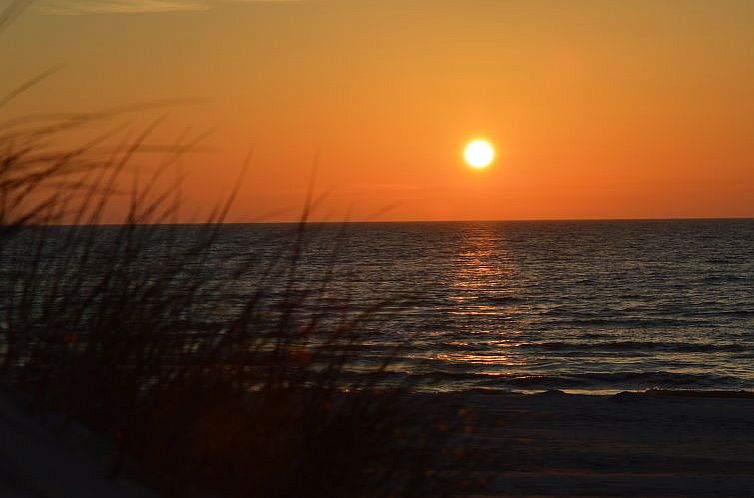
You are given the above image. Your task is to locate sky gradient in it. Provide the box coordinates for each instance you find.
[3,0,753,222]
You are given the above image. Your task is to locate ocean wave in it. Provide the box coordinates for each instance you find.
[539,317,704,328]
[515,340,748,353]
[477,371,743,389]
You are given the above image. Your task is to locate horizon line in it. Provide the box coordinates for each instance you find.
[17,215,754,228]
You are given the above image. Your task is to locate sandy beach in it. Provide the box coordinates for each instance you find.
[0,388,154,498]
[3,388,754,497]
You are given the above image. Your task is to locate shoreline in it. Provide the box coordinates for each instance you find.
[456,387,754,398]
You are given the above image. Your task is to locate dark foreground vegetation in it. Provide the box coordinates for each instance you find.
[0,7,482,496]
[0,108,483,498]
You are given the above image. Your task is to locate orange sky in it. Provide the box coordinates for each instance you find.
[3,0,753,222]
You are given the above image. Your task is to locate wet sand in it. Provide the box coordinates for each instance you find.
[451,390,754,496]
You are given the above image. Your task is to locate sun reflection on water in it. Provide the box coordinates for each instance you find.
[449,223,518,307]
[440,223,525,368]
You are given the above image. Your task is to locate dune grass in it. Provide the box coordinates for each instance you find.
[0,12,483,494]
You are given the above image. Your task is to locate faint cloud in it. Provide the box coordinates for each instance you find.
[347,183,424,193]
[36,0,300,15]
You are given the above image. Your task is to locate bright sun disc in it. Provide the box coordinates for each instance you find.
[464,140,495,169]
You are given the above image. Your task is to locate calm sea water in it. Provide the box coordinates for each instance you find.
[4,219,754,393]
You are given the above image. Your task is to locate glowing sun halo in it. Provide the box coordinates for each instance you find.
[464,139,495,169]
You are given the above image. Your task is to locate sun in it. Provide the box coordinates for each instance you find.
[463,139,495,169]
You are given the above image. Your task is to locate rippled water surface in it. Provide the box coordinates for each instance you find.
[6,219,754,392]
[307,219,754,392]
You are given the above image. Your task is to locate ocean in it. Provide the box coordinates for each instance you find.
[3,219,753,393]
